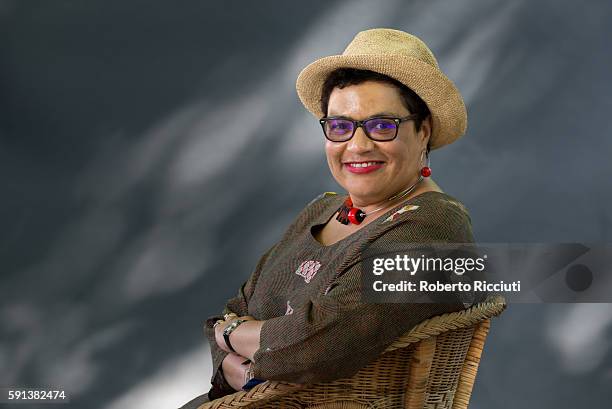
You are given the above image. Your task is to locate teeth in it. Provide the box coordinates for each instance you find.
[349,162,381,168]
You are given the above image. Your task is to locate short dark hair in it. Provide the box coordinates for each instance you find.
[320,68,431,151]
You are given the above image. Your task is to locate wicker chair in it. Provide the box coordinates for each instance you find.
[198,296,506,409]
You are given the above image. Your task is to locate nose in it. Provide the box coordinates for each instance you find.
[347,126,374,152]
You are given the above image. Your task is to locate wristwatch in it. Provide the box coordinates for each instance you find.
[223,318,247,352]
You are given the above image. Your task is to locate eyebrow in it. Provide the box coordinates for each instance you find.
[326,111,402,119]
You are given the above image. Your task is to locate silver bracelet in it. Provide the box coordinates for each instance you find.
[244,363,254,385]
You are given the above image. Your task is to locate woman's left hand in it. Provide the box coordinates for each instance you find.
[221,352,252,391]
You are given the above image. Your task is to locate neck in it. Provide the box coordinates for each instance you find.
[350,176,424,214]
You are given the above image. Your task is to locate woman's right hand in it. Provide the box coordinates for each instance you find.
[221,352,251,391]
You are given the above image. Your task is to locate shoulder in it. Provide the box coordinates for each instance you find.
[282,191,345,236]
[306,191,341,207]
[375,191,474,243]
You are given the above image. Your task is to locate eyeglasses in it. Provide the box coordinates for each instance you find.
[319,115,419,142]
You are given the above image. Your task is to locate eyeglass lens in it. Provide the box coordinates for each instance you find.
[324,118,398,141]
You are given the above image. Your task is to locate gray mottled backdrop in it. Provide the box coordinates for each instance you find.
[1,0,611,408]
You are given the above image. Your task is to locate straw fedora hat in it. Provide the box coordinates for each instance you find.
[296,28,467,150]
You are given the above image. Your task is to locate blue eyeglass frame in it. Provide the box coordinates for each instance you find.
[319,114,419,142]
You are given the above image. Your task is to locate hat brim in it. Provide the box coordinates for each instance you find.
[296,54,467,150]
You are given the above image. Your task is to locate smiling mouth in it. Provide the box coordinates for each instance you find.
[343,161,385,173]
[344,161,385,168]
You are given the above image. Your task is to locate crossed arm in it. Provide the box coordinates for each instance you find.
[213,316,263,390]
[204,243,279,395]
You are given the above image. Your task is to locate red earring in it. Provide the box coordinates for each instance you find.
[420,150,431,177]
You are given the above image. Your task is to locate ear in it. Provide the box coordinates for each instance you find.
[418,115,432,150]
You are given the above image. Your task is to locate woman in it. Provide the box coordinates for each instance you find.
[180,28,473,408]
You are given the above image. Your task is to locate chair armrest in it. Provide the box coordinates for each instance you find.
[385,295,506,352]
[197,380,304,409]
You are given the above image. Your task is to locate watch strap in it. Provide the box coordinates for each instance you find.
[222,319,246,352]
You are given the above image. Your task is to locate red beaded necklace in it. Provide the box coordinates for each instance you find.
[335,176,423,225]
